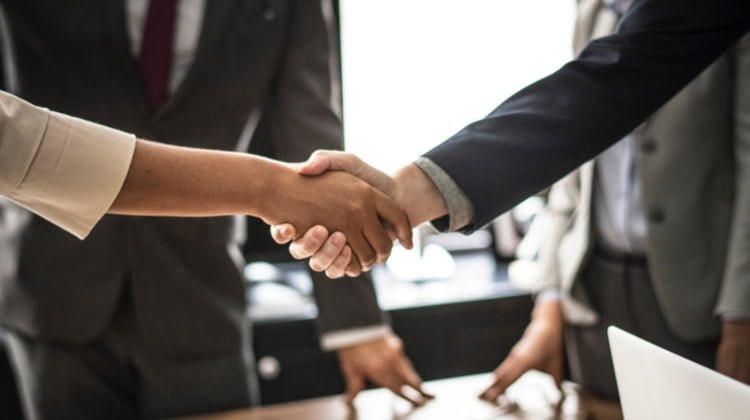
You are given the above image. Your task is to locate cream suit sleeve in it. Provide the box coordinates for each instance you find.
[0,91,135,239]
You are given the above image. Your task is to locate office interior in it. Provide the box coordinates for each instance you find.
[1,1,748,419]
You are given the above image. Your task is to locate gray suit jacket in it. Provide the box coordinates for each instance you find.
[531,0,750,341]
[0,0,386,355]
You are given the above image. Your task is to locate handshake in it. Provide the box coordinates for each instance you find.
[264,150,448,279]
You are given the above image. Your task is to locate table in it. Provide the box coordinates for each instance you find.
[181,372,623,420]
[248,253,533,404]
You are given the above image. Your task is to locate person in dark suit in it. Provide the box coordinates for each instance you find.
[0,1,425,419]
[277,0,749,272]
[273,0,750,381]
[477,0,750,403]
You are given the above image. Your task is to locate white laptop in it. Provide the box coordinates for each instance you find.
[608,326,750,420]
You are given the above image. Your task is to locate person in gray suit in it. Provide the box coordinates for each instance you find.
[0,1,426,419]
[478,0,750,402]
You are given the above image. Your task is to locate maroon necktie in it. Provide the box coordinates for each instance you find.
[139,0,178,108]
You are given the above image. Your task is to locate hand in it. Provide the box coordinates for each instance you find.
[480,300,564,402]
[299,150,447,226]
[716,319,750,385]
[298,151,404,275]
[270,224,359,278]
[262,164,411,269]
[270,150,401,276]
[337,334,433,405]
[299,150,399,199]
[270,151,449,276]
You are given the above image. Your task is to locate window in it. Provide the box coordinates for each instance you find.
[340,0,575,172]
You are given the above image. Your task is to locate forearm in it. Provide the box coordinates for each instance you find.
[114,140,409,268]
[111,139,280,218]
[423,1,750,230]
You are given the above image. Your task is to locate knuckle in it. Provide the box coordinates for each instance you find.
[361,254,376,267]
[348,201,365,216]
[301,240,321,254]
[390,337,404,351]
[289,245,303,260]
[372,360,389,373]
[383,350,398,364]
[309,259,325,272]
[334,256,350,271]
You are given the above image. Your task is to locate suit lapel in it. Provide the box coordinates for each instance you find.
[153,0,240,119]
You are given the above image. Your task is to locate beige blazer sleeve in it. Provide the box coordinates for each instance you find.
[0,91,135,239]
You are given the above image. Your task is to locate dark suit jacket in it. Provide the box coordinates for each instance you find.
[0,0,385,356]
[424,0,750,233]
[530,1,750,341]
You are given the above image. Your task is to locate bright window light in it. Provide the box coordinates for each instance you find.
[340,1,576,173]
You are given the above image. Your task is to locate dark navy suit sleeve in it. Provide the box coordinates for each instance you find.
[423,0,750,232]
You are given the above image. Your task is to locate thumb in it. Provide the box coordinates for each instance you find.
[299,150,365,177]
[298,156,332,176]
[298,150,344,176]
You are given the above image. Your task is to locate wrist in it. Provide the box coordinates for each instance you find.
[532,299,563,327]
[722,318,750,333]
[249,158,296,222]
[392,164,448,227]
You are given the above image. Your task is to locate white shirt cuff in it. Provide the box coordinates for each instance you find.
[721,312,750,321]
[413,157,474,231]
[535,288,562,305]
[320,324,393,351]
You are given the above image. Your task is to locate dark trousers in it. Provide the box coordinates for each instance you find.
[6,285,258,420]
[565,247,719,401]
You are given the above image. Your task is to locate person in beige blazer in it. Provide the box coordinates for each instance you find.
[0,89,409,254]
[480,0,750,402]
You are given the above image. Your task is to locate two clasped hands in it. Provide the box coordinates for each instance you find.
[267,150,446,278]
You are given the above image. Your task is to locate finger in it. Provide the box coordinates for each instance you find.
[387,228,398,243]
[299,150,354,176]
[362,211,393,265]
[393,389,423,407]
[381,373,423,406]
[373,189,413,250]
[341,366,366,404]
[270,224,296,244]
[289,226,329,260]
[480,361,526,403]
[395,354,434,399]
[345,255,363,278]
[325,245,352,279]
[347,231,377,271]
[308,231,348,272]
[299,155,333,176]
[480,377,507,403]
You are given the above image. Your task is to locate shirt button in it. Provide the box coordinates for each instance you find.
[647,207,665,223]
[640,137,657,153]
[257,356,281,380]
